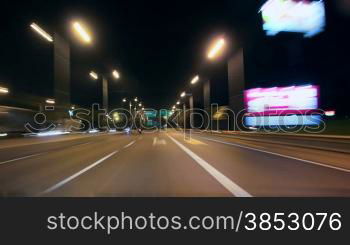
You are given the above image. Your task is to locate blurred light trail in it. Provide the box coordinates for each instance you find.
[37,131,69,137]
[0,87,9,94]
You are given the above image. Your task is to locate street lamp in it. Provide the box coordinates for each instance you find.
[176,101,180,105]
[30,23,53,42]
[46,99,55,104]
[0,86,9,94]
[138,103,142,107]
[30,21,92,112]
[72,22,91,43]
[89,71,98,80]
[89,69,121,111]
[112,70,120,79]
[190,75,199,85]
[123,98,127,103]
[207,38,225,60]
[134,97,138,102]
[179,92,194,131]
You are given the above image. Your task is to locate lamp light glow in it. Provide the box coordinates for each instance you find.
[90,71,98,80]
[30,23,53,42]
[191,75,199,85]
[112,70,120,79]
[46,99,55,104]
[207,38,225,60]
[0,87,9,94]
[73,22,91,43]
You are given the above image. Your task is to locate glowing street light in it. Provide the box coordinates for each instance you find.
[123,98,127,103]
[207,38,225,60]
[139,103,142,107]
[176,101,180,105]
[112,70,120,79]
[180,92,186,98]
[30,23,53,42]
[190,75,199,85]
[72,22,91,43]
[172,106,176,109]
[113,112,120,122]
[46,99,55,104]
[134,97,138,102]
[0,86,9,94]
[89,71,98,80]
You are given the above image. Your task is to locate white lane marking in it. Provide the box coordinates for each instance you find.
[153,137,167,146]
[0,153,44,165]
[124,140,136,149]
[167,134,252,197]
[198,136,350,174]
[0,141,93,166]
[39,150,119,195]
[75,142,93,147]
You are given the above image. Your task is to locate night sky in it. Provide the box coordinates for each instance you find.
[1,0,350,114]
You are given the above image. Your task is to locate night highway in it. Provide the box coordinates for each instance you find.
[1,0,350,241]
[0,129,349,197]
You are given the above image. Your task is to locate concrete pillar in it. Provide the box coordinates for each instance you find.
[102,76,108,112]
[203,79,211,130]
[54,33,70,113]
[189,95,194,129]
[227,48,245,130]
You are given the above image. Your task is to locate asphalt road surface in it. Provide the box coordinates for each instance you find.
[0,130,349,197]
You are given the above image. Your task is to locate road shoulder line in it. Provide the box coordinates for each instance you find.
[167,134,252,197]
[198,136,350,173]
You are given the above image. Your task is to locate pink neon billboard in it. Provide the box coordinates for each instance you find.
[244,85,319,116]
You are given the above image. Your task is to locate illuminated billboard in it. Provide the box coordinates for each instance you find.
[260,0,326,37]
[244,85,319,116]
[244,85,320,126]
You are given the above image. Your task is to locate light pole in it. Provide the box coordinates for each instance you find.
[89,69,120,112]
[180,91,194,131]
[182,37,226,130]
[30,21,92,116]
[30,23,70,114]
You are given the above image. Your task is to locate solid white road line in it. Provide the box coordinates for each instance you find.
[167,134,252,197]
[0,153,44,165]
[124,140,136,149]
[198,136,350,174]
[153,137,167,146]
[39,150,119,195]
[0,141,94,166]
